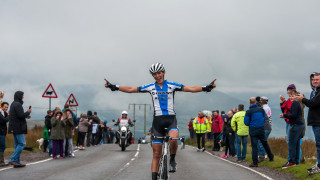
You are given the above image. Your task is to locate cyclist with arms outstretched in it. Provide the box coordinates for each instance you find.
[104,63,216,180]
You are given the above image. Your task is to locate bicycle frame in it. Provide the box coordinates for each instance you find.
[152,132,185,180]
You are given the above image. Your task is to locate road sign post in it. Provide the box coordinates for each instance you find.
[42,83,58,110]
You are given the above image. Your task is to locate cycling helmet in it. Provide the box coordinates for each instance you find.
[149,63,165,74]
[260,96,268,102]
[121,111,128,115]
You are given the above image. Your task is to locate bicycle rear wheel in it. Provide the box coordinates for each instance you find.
[160,155,168,180]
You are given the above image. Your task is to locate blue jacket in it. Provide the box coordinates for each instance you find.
[244,104,265,127]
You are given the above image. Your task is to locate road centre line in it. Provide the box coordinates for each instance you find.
[113,144,141,177]
[186,145,274,180]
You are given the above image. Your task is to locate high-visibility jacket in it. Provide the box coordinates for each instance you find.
[231,111,249,136]
[193,117,209,134]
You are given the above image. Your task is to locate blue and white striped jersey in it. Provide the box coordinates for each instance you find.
[138,80,184,116]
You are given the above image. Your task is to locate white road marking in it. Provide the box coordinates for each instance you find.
[113,144,141,177]
[186,145,274,180]
[0,150,79,172]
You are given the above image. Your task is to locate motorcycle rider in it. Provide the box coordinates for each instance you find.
[115,111,133,145]
[105,62,216,180]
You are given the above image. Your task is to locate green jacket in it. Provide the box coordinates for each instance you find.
[43,124,50,140]
[50,110,66,140]
[64,117,74,139]
[193,117,210,134]
[231,111,249,136]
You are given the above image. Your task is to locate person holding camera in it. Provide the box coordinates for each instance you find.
[8,91,31,168]
[63,109,74,157]
[51,110,66,159]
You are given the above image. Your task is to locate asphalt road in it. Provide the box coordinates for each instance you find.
[0,144,272,180]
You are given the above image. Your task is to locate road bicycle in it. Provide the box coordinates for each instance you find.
[152,128,185,180]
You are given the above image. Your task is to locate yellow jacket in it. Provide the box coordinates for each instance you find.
[231,111,249,136]
[193,117,210,134]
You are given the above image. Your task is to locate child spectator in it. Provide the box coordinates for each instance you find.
[43,124,49,153]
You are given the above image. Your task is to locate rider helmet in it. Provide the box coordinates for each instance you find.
[260,96,268,103]
[121,111,128,115]
[149,63,165,74]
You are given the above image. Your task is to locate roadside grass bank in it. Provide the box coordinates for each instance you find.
[186,137,320,180]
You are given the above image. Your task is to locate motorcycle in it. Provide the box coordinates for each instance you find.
[113,119,135,151]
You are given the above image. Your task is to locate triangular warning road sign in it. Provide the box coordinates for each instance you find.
[42,83,58,98]
[66,93,78,107]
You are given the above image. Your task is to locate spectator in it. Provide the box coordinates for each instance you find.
[193,111,209,152]
[187,118,195,139]
[110,128,115,144]
[91,117,99,146]
[297,91,306,164]
[257,96,272,162]
[221,110,235,158]
[106,126,111,143]
[45,110,53,156]
[86,111,94,147]
[8,91,31,168]
[74,116,80,149]
[244,97,274,167]
[233,108,238,114]
[51,110,66,159]
[0,91,4,109]
[220,111,228,148]
[0,102,9,166]
[280,90,305,168]
[280,84,295,163]
[43,124,49,153]
[212,110,223,151]
[78,114,92,150]
[231,104,248,162]
[207,113,213,140]
[63,109,74,157]
[294,72,320,174]
[97,120,105,144]
[102,120,108,143]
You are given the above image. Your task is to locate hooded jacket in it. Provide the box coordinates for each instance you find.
[8,91,30,134]
[50,110,66,140]
[302,86,320,126]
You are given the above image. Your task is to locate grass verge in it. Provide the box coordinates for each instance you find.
[186,138,320,180]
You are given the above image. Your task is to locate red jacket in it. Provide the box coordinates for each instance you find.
[212,115,223,133]
[188,121,193,130]
[281,99,292,124]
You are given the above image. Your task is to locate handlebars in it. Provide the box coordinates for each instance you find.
[152,135,186,150]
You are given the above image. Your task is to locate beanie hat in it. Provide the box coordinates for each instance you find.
[287,84,296,90]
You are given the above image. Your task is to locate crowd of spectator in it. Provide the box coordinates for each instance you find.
[186,72,320,173]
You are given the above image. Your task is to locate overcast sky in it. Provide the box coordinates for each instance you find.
[1,1,320,120]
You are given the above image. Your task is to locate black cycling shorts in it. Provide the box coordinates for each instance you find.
[151,115,178,138]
